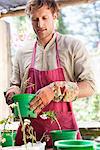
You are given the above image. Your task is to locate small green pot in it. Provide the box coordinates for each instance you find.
[50,130,77,148]
[54,140,94,150]
[51,130,77,142]
[2,131,16,147]
[13,93,37,118]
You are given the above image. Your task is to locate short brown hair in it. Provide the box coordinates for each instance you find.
[25,0,59,16]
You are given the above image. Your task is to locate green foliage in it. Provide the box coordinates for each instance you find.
[0,114,15,146]
[73,93,100,122]
[42,111,57,122]
[12,16,35,41]
[0,115,14,128]
[62,1,100,50]
[57,12,69,34]
[13,16,27,31]
[41,111,62,130]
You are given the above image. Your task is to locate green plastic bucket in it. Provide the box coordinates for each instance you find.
[13,93,37,118]
[51,130,77,142]
[2,131,16,147]
[50,130,77,148]
[54,140,94,150]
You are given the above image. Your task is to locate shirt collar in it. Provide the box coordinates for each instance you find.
[36,32,57,50]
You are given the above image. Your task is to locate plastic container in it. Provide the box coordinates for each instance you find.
[54,140,94,150]
[21,142,46,150]
[50,130,77,147]
[13,94,36,118]
[2,131,17,147]
[51,130,77,142]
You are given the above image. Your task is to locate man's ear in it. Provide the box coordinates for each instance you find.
[53,13,57,20]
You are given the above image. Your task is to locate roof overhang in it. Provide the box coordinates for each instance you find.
[0,0,98,18]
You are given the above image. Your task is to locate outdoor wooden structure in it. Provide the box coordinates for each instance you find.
[0,0,98,18]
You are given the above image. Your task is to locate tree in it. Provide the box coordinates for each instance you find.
[57,11,69,34]
[62,1,100,50]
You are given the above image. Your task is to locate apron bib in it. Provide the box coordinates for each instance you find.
[16,34,81,147]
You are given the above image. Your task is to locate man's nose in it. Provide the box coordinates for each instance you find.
[37,19,44,28]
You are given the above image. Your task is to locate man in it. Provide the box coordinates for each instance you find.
[5,0,95,147]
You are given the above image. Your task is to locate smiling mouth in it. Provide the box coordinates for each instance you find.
[37,29,46,33]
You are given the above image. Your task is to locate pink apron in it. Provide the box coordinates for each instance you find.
[16,35,81,147]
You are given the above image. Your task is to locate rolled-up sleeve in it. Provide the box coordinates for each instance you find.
[73,40,95,90]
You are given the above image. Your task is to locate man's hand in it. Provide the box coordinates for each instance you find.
[5,86,21,105]
[30,81,79,115]
[30,85,55,115]
[61,82,79,102]
[51,81,79,102]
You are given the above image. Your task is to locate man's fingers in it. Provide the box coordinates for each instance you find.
[30,96,42,109]
[30,101,45,115]
[30,96,40,107]
[30,85,55,114]
[34,107,42,115]
[5,91,15,105]
[6,89,14,97]
[6,86,21,98]
[34,103,44,114]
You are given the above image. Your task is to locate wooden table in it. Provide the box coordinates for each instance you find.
[2,147,53,150]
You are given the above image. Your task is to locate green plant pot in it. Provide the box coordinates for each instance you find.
[50,130,77,149]
[2,131,16,147]
[51,130,77,143]
[54,140,94,150]
[13,93,37,118]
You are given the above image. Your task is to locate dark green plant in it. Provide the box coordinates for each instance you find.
[57,11,69,34]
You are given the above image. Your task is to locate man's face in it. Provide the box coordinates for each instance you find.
[30,5,57,41]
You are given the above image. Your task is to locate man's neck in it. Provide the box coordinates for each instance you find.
[37,33,55,48]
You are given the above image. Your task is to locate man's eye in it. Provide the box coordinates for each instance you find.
[32,18,37,21]
[43,17,48,20]
[32,19,37,21]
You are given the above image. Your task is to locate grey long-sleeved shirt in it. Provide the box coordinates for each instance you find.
[10,32,95,91]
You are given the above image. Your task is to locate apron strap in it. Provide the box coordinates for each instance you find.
[56,33,62,68]
[30,41,37,68]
